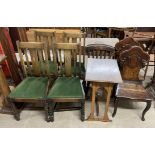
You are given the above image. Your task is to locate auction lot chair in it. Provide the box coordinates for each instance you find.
[46,43,85,122]
[7,41,50,121]
[112,46,152,121]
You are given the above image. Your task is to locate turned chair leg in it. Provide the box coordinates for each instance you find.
[141,101,152,121]
[45,102,50,122]
[48,102,55,122]
[112,97,119,117]
[81,101,85,121]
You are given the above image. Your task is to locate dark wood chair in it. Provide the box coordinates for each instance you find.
[7,41,50,121]
[86,44,115,116]
[46,43,85,122]
[112,46,152,121]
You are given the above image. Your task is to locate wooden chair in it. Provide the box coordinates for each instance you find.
[7,41,50,121]
[46,43,85,122]
[86,44,115,116]
[112,46,152,121]
[34,31,58,77]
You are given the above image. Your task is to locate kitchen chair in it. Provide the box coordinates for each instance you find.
[34,31,58,77]
[7,41,50,121]
[112,46,152,121]
[46,43,85,122]
[86,44,115,116]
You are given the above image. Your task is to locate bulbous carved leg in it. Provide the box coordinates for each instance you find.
[49,102,55,122]
[112,97,119,117]
[81,101,85,121]
[142,101,151,121]
[45,102,50,122]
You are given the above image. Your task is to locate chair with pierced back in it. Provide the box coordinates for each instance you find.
[34,31,58,77]
[86,44,115,116]
[7,41,50,121]
[46,43,85,122]
[112,46,152,121]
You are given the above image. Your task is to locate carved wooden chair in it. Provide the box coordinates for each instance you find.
[34,31,57,77]
[86,44,115,116]
[7,41,50,121]
[112,46,152,121]
[46,43,85,122]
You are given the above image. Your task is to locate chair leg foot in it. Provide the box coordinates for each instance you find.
[14,113,20,121]
[141,101,151,121]
[112,97,118,117]
[81,101,85,121]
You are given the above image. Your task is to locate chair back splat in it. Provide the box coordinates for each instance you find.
[16,41,50,77]
[54,43,82,77]
[119,46,150,81]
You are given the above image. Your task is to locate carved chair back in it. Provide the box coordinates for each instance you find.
[34,31,56,60]
[53,43,81,77]
[16,41,50,77]
[119,46,150,81]
[63,32,86,64]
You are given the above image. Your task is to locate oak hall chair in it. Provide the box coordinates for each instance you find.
[86,44,115,116]
[7,41,50,121]
[112,46,152,121]
[46,43,85,122]
[34,31,58,77]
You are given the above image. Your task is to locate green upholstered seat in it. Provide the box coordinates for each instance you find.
[40,61,57,74]
[47,77,85,99]
[8,77,48,99]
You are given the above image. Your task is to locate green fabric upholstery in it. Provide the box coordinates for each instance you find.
[47,77,85,99]
[8,77,48,99]
[60,63,85,77]
[40,61,57,74]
